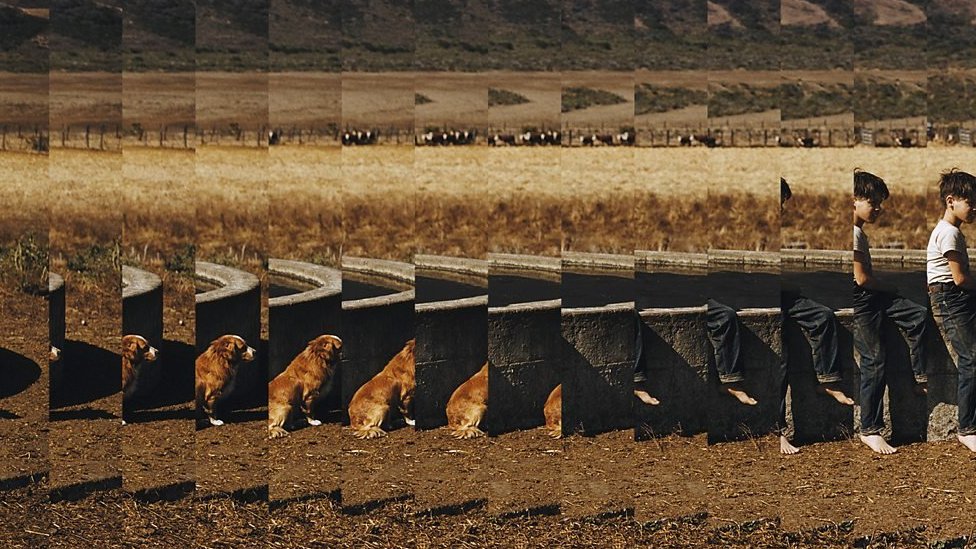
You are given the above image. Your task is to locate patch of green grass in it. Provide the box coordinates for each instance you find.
[634,83,707,115]
[561,87,627,113]
[488,88,530,107]
[0,232,48,294]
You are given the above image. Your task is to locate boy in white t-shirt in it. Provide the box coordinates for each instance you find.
[927,169,976,452]
[852,170,929,455]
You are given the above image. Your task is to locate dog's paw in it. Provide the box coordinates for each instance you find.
[269,426,289,439]
[306,418,322,426]
[209,417,225,426]
[403,417,416,427]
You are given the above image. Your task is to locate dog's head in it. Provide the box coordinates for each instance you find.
[307,334,342,364]
[211,335,255,363]
[122,335,158,364]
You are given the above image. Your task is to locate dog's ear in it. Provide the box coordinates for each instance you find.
[122,337,139,361]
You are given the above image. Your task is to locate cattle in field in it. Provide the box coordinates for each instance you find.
[342,130,378,145]
[488,133,516,146]
[269,129,281,145]
[580,134,596,146]
[616,131,635,146]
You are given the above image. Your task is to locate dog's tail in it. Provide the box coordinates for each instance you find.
[450,426,486,439]
[351,426,387,439]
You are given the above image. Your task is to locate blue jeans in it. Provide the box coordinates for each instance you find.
[634,308,646,384]
[853,284,928,435]
[780,292,842,432]
[707,299,743,383]
[930,285,976,436]
[782,292,842,383]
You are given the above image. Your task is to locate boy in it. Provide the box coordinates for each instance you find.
[853,169,928,454]
[927,169,976,452]
[780,178,854,455]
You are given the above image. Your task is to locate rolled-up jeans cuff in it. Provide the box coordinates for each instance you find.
[816,374,842,384]
[719,373,745,384]
[860,426,884,436]
[959,427,976,436]
[634,373,647,384]
[914,374,928,384]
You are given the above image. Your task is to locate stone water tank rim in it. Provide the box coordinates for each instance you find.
[267,258,341,308]
[195,261,260,304]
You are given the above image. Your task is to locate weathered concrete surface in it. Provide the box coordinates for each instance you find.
[267,259,342,380]
[122,265,164,397]
[415,256,487,430]
[636,307,709,439]
[486,299,562,434]
[195,261,262,403]
[341,257,414,422]
[48,272,66,391]
[561,303,635,435]
[49,273,65,350]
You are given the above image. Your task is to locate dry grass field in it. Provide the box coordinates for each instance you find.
[7,145,968,268]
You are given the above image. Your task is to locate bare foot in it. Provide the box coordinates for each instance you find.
[817,383,854,405]
[913,383,928,396]
[859,434,897,454]
[634,389,660,406]
[780,435,800,455]
[723,385,757,405]
[958,434,976,452]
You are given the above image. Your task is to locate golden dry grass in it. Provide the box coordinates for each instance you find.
[3,146,970,285]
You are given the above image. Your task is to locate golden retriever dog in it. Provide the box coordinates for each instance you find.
[268,334,342,439]
[445,361,488,439]
[195,334,255,426]
[348,339,415,439]
[122,334,158,400]
[543,384,562,439]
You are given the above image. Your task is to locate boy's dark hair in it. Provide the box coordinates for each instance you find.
[853,169,890,202]
[939,168,976,206]
[781,177,791,202]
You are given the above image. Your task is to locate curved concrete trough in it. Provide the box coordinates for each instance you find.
[636,251,782,443]
[414,255,487,429]
[341,257,414,419]
[268,259,342,381]
[784,249,959,444]
[195,261,261,402]
[122,265,164,396]
[487,254,561,434]
[48,272,66,387]
[561,252,636,435]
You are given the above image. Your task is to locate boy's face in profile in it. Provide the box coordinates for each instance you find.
[854,196,883,224]
[947,195,976,224]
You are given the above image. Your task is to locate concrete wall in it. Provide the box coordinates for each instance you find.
[414,255,487,430]
[195,261,262,403]
[267,259,342,380]
[48,272,66,389]
[341,257,414,422]
[486,254,562,434]
[561,303,635,435]
[487,299,562,434]
[49,273,65,350]
[637,307,709,439]
[122,265,164,396]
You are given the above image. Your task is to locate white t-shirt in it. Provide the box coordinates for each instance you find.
[927,219,970,284]
[853,225,872,283]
